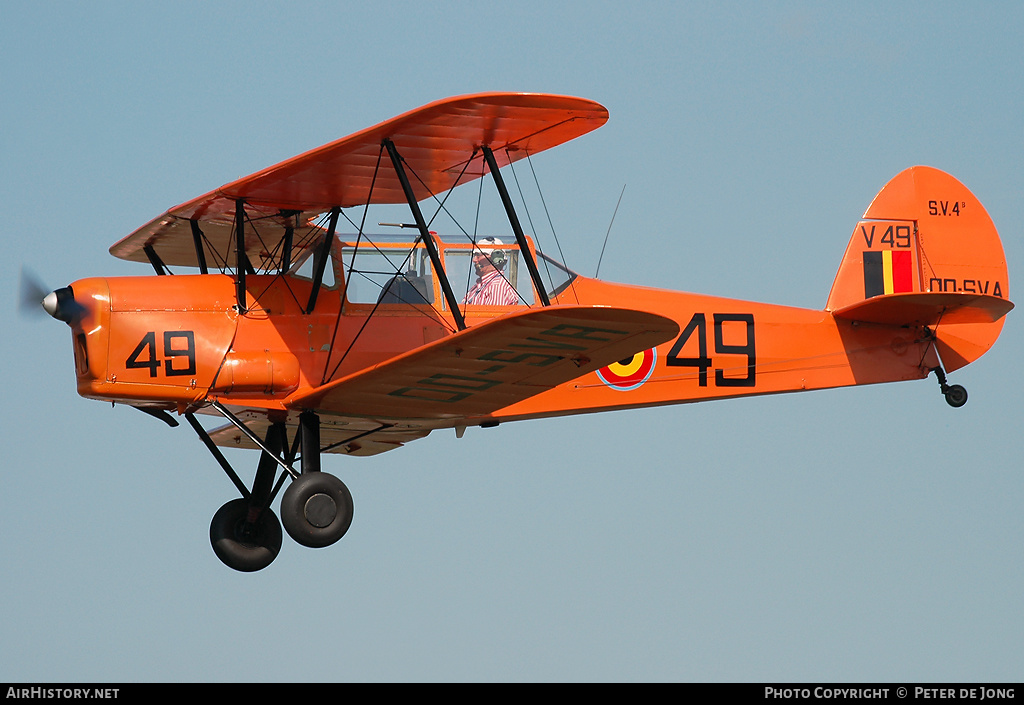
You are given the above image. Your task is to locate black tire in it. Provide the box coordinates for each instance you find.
[944,384,968,408]
[210,498,282,572]
[280,472,354,549]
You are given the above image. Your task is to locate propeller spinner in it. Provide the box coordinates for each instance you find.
[19,268,85,324]
[41,286,82,323]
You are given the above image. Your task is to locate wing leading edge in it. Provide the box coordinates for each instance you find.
[288,306,679,421]
[110,92,608,269]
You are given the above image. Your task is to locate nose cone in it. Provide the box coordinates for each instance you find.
[41,286,81,323]
[42,290,60,318]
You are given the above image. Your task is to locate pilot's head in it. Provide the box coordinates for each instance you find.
[472,237,507,274]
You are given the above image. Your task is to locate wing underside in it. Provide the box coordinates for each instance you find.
[206,414,431,457]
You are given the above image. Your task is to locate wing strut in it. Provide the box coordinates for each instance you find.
[481,146,551,306]
[383,138,467,331]
[305,207,340,314]
[281,224,294,273]
[189,220,209,274]
[143,244,170,276]
[235,199,247,313]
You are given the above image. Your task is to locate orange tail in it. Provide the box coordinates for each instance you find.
[826,166,1012,371]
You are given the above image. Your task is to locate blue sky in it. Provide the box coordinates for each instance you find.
[2,1,1022,682]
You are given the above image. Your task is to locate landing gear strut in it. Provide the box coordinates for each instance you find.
[188,408,353,572]
[932,367,968,408]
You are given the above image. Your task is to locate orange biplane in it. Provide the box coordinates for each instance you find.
[34,93,1012,571]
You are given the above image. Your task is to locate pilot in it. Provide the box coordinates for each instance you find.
[462,237,519,305]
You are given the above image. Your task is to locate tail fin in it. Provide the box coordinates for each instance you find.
[827,166,1012,371]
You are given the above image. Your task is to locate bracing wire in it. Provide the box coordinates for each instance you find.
[321,146,470,384]
[321,146,383,385]
[523,151,579,303]
[595,184,626,279]
[505,153,551,290]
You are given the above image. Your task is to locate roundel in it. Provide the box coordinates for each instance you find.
[596,348,657,391]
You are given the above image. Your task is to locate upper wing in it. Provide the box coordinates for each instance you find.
[109,92,608,268]
[288,306,679,420]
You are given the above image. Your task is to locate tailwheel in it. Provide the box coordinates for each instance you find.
[210,498,283,572]
[280,472,354,548]
[932,367,968,408]
[943,384,968,408]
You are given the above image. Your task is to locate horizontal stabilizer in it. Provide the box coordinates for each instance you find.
[833,292,1013,326]
[289,306,679,420]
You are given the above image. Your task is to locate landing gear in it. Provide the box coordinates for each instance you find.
[210,498,282,572]
[932,367,968,408]
[187,408,354,572]
[281,471,353,548]
[943,384,968,408]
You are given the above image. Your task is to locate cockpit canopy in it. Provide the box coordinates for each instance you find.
[289,232,577,309]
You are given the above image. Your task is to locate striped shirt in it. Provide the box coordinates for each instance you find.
[463,269,519,306]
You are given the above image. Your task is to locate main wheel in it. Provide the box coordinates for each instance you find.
[281,472,354,548]
[210,498,282,572]
[944,384,968,408]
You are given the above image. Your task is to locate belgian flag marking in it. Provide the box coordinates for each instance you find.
[597,348,657,391]
[863,250,912,298]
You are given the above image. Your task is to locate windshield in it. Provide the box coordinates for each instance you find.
[535,251,577,298]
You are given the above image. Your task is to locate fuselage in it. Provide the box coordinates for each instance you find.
[65,236,938,429]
